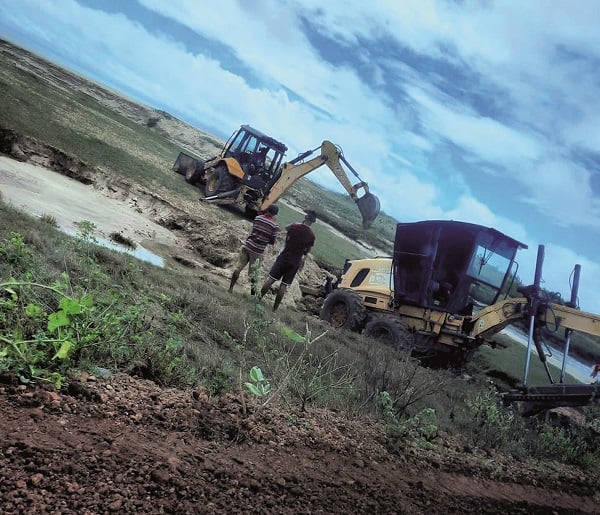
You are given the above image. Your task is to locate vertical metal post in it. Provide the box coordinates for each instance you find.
[523,245,544,386]
[560,264,581,383]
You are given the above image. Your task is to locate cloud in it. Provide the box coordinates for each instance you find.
[538,243,600,312]
[404,85,542,166]
[523,159,600,228]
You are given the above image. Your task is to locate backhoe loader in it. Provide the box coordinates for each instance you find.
[172,125,380,229]
[319,220,600,409]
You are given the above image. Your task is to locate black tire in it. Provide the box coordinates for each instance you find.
[364,315,414,351]
[320,289,366,332]
[205,165,235,196]
[244,205,258,219]
[185,164,204,185]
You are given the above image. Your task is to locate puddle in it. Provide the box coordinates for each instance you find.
[62,226,164,267]
[95,235,164,267]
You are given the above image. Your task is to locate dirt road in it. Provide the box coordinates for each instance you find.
[1,373,598,514]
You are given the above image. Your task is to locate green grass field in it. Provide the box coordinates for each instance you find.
[474,333,582,387]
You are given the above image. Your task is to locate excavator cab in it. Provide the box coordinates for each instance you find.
[221,125,288,183]
[393,221,527,314]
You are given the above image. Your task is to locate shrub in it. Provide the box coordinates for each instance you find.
[380,391,438,452]
[463,389,523,451]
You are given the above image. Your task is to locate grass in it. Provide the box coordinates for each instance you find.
[0,49,212,198]
[0,196,443,411]
[472,333,582,388]
[287,178,397,252]
[273,202,366,268]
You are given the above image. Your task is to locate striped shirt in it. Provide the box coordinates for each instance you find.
[243,213,279,255]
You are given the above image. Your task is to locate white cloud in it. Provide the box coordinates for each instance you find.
[538,244,600,313]
[405,85,542,166]
[523,159,600,228]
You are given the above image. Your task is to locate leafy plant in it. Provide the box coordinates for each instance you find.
[245,366,271,397]
[380,391,438,451]
[265,323,355,411]
[75,220,98,245]
[464,389,520,450]
[0,231,32,268]
[0,279,95,387]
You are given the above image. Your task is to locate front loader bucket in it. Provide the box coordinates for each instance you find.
[352,182,380,229]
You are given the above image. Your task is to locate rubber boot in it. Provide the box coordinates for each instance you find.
[229,271,240,292]
[273,286,286,311]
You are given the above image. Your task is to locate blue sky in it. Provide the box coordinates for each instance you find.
[1,0,600,312]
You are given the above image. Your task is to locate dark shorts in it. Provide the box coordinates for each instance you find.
[267,254,299,286]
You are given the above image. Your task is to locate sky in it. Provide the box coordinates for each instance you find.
[1,0,600,312]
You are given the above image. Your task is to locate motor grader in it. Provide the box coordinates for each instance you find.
[319,220,600,408]
[172,124,380,229]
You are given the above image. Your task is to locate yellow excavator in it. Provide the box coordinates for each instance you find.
[318,220,600,409]
[172,125,380,228]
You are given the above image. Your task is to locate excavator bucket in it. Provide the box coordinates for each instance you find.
[353,184,380,229]
[356,193,380,229]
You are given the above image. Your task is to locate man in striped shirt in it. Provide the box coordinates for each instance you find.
[229,204,280,295]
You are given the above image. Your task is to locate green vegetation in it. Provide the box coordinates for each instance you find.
[2,156,599,471]
[288,178,396,252]
[0,50,208,199]
[469,333,582,387]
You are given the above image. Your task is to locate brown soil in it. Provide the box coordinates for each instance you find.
[1,373,599,514]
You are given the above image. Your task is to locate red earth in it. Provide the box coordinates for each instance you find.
[1,372,598,514]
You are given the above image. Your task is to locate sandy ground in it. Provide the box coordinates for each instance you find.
[0,156,177,256]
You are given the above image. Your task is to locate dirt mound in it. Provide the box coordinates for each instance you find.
[0,128,96,184]
[1,373,598,514]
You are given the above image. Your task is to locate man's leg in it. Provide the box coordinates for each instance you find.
[260,276,276,297]
[229,268,242,291]
[273,284,287,311]
[261,256,283,297]
[229,248,249,292]
[271,261,296,311]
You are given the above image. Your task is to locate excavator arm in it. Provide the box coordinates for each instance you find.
[261,141,380,229]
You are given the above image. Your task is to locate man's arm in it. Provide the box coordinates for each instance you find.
[268,225,279,245]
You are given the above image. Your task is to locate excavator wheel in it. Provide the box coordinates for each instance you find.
[185,164,204,185]
[364,315,414,351]
[244,205,258,219]
[320,289,366,332]
[205,165,235,196]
